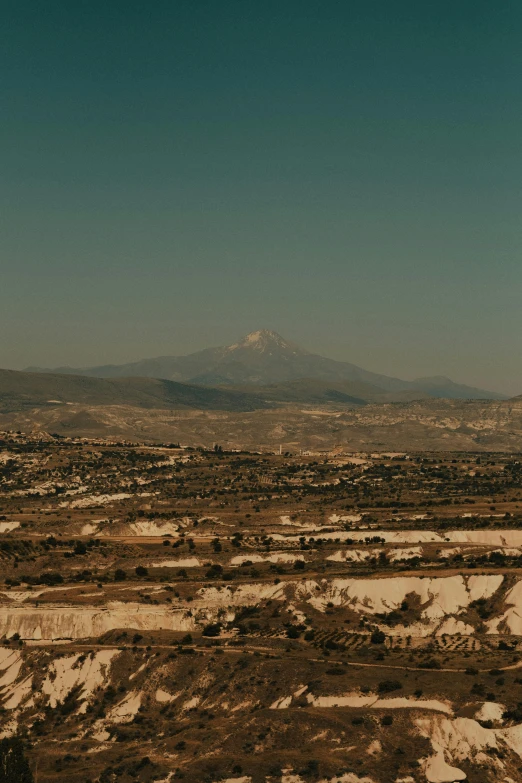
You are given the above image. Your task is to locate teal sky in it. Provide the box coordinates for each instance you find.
[1,1,521,394]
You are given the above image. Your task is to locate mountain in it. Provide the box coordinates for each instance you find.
[224,378,430,406]
[26,329,507,400]
[411,375,505,400]
[0,369,269,414]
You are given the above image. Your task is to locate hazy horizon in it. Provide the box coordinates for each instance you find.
[11,329,509,394]
[2,1,521,395]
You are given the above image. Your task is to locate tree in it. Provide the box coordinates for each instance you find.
[378,679,402,694]
[135,566,148,577]
[202,623,221,637]
[39,572,63,586]
[0,737,33,783]
[74,541,87,556]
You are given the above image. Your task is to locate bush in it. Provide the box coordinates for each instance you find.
[38,572,63,586]
[0,737,33,782]
[381,714,393,725]
[300,759,319,776]
[135,566,148,577]
[205,564,223,579]
[503,703,522,722]
[114,569,127,581]
[370,630,386,644]
[202,623,221,637]
[377,680,402,694]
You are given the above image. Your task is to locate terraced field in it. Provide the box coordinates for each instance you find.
[1,432,522,781]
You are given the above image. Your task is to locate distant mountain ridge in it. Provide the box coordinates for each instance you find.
[0,369,268,414]
[26,329,507,401]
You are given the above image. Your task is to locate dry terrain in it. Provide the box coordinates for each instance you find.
[1,432,522,781]
[2,396,522,452]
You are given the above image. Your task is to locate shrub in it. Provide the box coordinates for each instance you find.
[202,623,221,637]
[0,737,33,782]
[377,680,402,694]
[38,572,63,586]
[205,564,223,579]
[503,703,522,722]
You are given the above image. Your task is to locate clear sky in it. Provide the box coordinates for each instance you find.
[1,1,521,394]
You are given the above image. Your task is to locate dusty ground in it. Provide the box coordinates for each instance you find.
[2,394,522,451]
[1,432,522,781]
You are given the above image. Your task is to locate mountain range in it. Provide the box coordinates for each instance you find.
[0,331,519,449]
[0,369,267,415]
[26,329,506,401]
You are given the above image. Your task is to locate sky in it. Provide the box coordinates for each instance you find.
[1,1,521,395]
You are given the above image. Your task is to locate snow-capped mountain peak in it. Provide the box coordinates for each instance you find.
[225,330,303,356]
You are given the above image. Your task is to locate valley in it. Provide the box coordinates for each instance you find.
[1,431,522,781]
[2,395,522,452]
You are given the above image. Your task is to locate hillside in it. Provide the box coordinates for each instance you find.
[0,368,268,414]
[412,375,504,400]
[3,434,522,782]
[2,395,522,451]
[224,377,430,405]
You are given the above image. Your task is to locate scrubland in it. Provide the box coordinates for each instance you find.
[1,432,522,781]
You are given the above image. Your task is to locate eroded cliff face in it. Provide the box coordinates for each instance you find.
[2,434,522,781]
[0,603,196,640]
[0,572,516,641]
[2,641,522,783]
